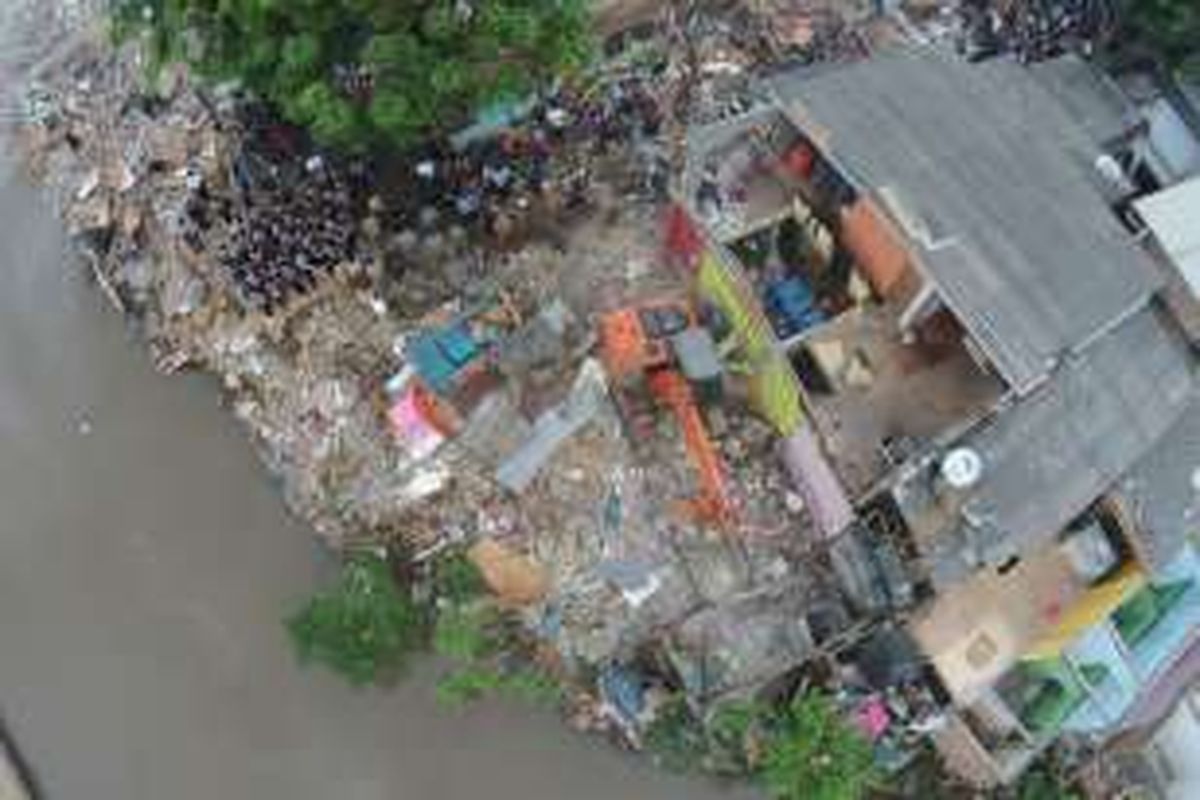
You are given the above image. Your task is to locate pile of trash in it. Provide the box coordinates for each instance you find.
[14,7,874,742]
[753,0,879,65]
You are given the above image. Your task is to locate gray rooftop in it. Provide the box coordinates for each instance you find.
[1027,55,1136,147]
[771,51,1160,393]
[894,305,1195,587]
[1115,393,1200,572]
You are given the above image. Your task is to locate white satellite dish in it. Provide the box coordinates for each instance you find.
[941,447,984,490]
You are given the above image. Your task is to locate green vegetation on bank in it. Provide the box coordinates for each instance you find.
[760,693,877,800]
[108,0,594,148]
[644,692,878,800]
[285,552,424,685]
[429,568,560,709]
[285,550,557,706]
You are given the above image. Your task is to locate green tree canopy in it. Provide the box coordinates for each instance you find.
[760,692,877,800]
[286,552,424,685]
[1122,0,1200,77]
[110,0,593,148]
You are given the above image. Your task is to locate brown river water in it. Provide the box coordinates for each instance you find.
[0,4,755,799]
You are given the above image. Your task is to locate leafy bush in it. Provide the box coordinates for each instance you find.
[431,550,488,606]
[109,0,594,148]
[432,603,497,663]
[286,552,425,686]
[428,557,560,709]
[759,692,877,800]
[642,696,768,776]
[642,695,709,773]
[706,700,766,776]
[1115,0,1200,78]
[435,663,560,708]
[432,606,560,709]
[1015,760,1082,800]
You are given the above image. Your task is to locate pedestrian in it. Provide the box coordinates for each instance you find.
[454,183,481,222]
[697,162,723,217]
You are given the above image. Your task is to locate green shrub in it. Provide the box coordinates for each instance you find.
[706,700,766,776]
[642,695,708,773]
[759,692,877,800]
[1122,0,1200,77]
[432,604,559,710]
[431,551,487,606]
[286,552,425,686]
[109,0,595,149]
[432,603,497,662]
[1016,764,1081,800]
[428,558,560,710]
[435,663,560,708]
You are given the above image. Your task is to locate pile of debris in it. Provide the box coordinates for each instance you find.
[13,3,891,755]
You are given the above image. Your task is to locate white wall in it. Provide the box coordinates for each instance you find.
[1149,690,1200,799]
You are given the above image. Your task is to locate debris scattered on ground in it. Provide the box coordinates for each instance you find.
[13,0,950,774]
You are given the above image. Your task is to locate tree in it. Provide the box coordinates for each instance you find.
[1120,0,1200,78]
[428,564,559,709]
[759,692,877,800]
[286,552,425,686]
[109,0,594,149]
[1016,768,1081,800]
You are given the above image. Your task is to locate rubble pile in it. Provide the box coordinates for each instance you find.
[15,0,871,744]
[753,0,879,65]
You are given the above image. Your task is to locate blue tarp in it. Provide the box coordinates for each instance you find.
[764,277,826,339]
[408,324,479,393]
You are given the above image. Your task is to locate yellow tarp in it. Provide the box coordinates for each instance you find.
[1025,561,1147,659]
[697,251,803,434]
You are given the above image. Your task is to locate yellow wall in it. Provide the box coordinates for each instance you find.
[697,250,803,434]
[1025,561,1147,660]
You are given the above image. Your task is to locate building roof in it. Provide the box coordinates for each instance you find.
[1116,392,1200,572]
[1026,55,1135,147]
[771,51,1160,393]
[893,306,1195,587]
[1134,175,1200,299]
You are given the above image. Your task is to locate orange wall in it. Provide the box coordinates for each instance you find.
[839,197,914,299]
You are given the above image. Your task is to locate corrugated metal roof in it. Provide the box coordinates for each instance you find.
[895,306,1195,587]
[1134,174,1200,298]
[1027,55,1135,147]
[770,51,1160,393]
[1116,394,1200,572]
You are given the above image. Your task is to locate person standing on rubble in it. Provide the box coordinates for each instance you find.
[696,161,723,217]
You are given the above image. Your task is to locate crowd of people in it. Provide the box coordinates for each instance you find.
[216,161,357,316]
[386,75,667,241]
[194,73,668,316]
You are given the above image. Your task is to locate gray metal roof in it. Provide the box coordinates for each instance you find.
[1116,393,1200,572]
[894,305,1195,587]
[771,51,1160,393]
[1027,55,1136,147]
